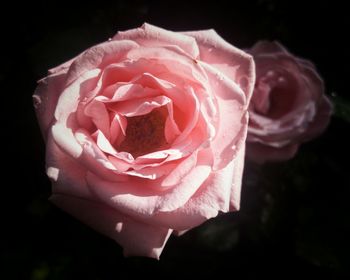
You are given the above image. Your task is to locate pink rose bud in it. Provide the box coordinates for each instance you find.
[33,23,255,258]
[246,41,333,163]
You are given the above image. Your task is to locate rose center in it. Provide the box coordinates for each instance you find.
[253,70,293,118]
[118,109,168,157]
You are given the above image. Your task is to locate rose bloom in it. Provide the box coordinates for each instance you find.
[246,41,332,163]
[33,23,255,258]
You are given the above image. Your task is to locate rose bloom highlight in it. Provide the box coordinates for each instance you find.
[33,23,255,258]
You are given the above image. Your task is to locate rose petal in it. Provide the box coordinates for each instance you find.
[124,161,178,180]
[183,29,255,103]
[55,68,101,124]
[301,61,324,100]
[246,142,299,163]
[126,46,208,87]
[50,70,102,161]
[109,95,171,117]
[249,40,289,55]
[74,129,129,182]
[248,100,317,147]
[229,143,245,211]
[302,95,333,141]
[51,123,83,158]
[154,208,219,231]
[114,23,200,58]
[46,131,92,199]
[33,72,67,140]
[99,83,161,102]
[172,86,200,145]
[164,100,182,143]
[160,151,198,187]
[50,194,172,259]
[96,129,118,155]
[155,163,211,211]
[65,40,139,86]
[152,147,244,230]
[201,63,248,170]
[85,151,212,219]
[84,99,111,138]
[48,57,76,75]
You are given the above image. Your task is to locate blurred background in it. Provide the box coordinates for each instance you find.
[1,0,349,278]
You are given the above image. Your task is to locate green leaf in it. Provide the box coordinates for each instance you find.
[331,94,350,123]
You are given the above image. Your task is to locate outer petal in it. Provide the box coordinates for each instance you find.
[51,69,101,160]
[229,142,245,211]
[50,194,172,259]
[55,68,101,124]
[153,145,246,230]
[154,207,218,231]
[85,156,212,220]
[33,71,67,140]
[125,45,208,86]
[246,142,299,163]
[65,40,139,86]
[185,151,236,214]
[183,29,255,104]
[48,56,76,75]
[51,123,83,159]
[114,23,199,58]
[249,40,289,56]
[301,60,325,100]
[201,62,249,170]
[302,95,333,141]
[46,130,93,200]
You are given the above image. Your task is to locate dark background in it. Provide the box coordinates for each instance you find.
[1,0,350,279]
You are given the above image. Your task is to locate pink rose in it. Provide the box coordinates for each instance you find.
[33,23,255,258]
[246,41,332,163]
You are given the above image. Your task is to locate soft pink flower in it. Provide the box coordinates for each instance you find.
[33,23,255,258]
[246,41,332,163]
